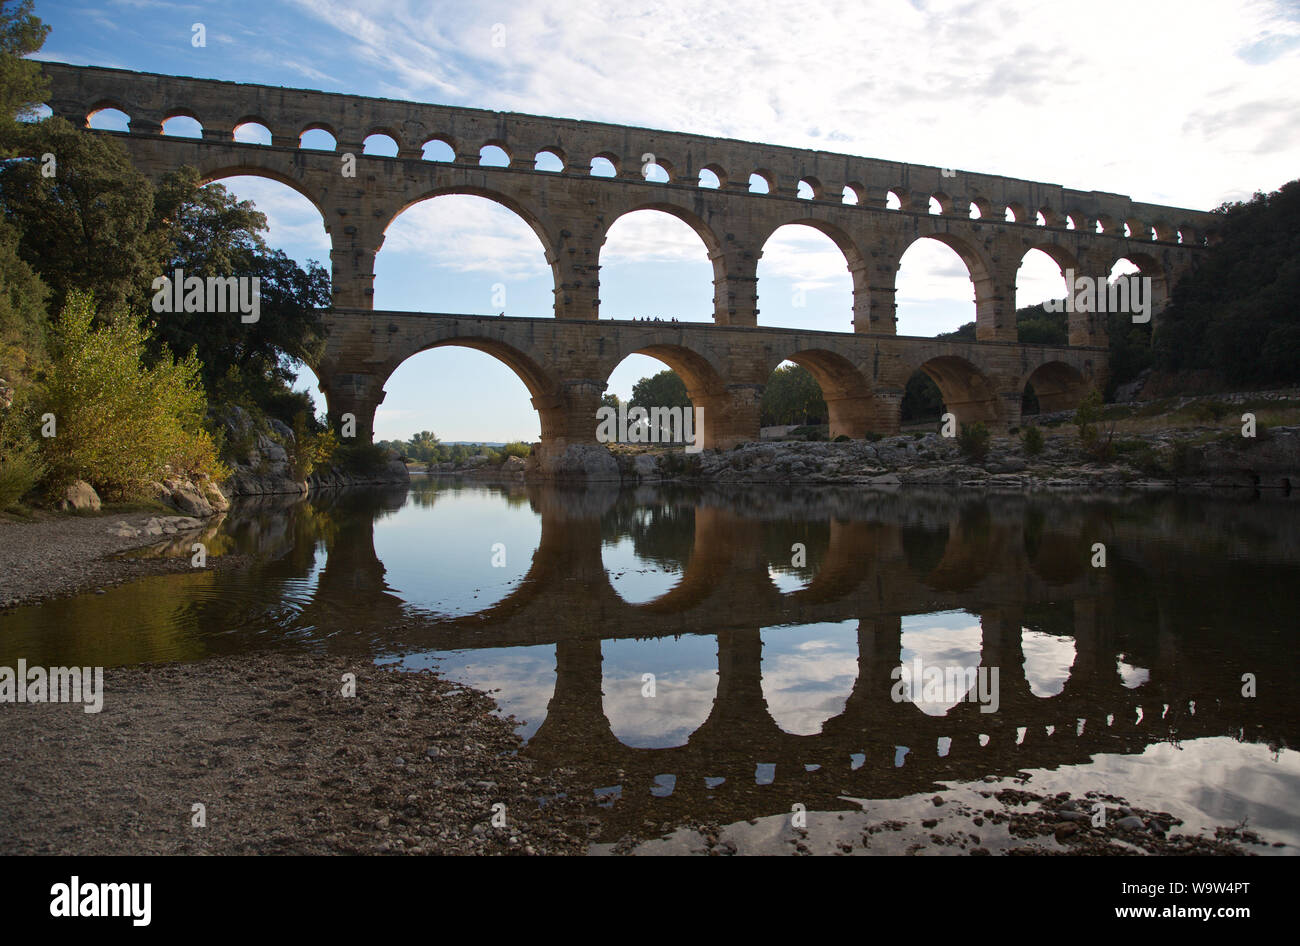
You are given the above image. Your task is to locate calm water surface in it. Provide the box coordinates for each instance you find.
[3,478,1298,850]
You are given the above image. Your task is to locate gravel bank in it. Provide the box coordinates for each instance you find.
[0,652,591,855]
[0,510,240,611]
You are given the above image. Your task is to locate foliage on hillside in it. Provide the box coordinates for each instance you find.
[1153,181,1300,388]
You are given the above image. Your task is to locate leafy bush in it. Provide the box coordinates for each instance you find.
[1074,390,1104,446]
[36,292,226,497]
[500,441,530,459]
[290,411,336,480]
[957,421,990,460]
[833,433,850,443]
[329,442,390,476]
[1021,425,1044,456]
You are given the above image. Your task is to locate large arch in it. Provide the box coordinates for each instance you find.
[601,342,729,450]
[1022,361,1089,415]
[910,354,1003,427]
[374,188,561,314]
[779,348,879,439]
[365,337,560,448]
[894,233,992,338]
[1109,252,1170,327]
[376,187,559,315]
[756,219,863,332]
[598,204,720,322]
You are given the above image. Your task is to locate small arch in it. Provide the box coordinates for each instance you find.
[479,144,510,167]
[363,133,399,157]
[798,177,823,200]
[928,196,944,215]
[885,190,903,210]
[590,154,618,177]
[749,171,773,194]
[842,183,862,205]
[1035,210,1047,226]
[299,125,337,151]
[698,167,722,189]
[1065,214,1078,231]
[641,159,670,183]
[233,120,272,145]
[534,149,564,172]
[968,198,989,220]
[421,137,455,161]
[699,163,726,188]
[161,114,203,139]
[86,106,130,132]
[1005,202,1027,223]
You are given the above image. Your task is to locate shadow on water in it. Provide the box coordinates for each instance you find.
[2,477,1299,847]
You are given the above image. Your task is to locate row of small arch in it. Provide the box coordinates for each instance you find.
[78,102,1207,245]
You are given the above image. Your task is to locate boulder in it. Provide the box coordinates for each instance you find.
[632,453,660,480]
[59,480,101,512]
[532,443,620,481]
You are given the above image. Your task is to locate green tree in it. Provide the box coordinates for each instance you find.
[0,118,168,317]
[0,0,48,156]
[36,291,225,496]
[761,363,826,426]
[149,169,330,404]
[630,369,690,412]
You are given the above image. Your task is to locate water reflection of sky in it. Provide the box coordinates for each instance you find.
[761,621,859,735]
[374,489,540,617]
[602,535,681,604]
[601,635,719,747]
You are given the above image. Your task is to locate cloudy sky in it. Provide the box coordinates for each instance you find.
[36,0,1300,441]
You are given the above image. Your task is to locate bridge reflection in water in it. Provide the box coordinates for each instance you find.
[299,481,1299,842]
[3,480,1295,842]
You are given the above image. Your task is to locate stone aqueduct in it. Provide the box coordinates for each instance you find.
[41,64,1219,454]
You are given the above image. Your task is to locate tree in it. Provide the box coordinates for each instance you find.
[630,369,690,412]
[36,291,225,496]
[761,363,826,426]
[0,0,48,156]
[0,117,167,316]
[148,169,330,404]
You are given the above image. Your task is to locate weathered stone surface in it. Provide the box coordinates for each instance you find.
[60,480,100,512]
[531,444,620,480]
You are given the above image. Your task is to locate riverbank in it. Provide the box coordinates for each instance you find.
[0,508,249,611]
[0,652,592,855]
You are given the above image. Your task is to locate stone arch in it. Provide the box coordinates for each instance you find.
[1109,251,1170,324]
[378,336,563,444]
[910,354,1003,427]
[777,348,879,439]
[194,164,331,228]
[380,185,560,311]
[601,341,729,449]
[757,217,866,331]
[1022,360,1089,414]
[894,231,996,338]
[601,202,725,322]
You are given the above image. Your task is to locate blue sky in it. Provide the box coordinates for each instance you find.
[33,0,1300,441]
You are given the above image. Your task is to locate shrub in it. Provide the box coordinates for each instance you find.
[36,292,226,497]
[290,411,337,480]
[1021,425,1044,456]
[1074,390,1103,446]
[957,421,990,460]
[833,433,850,443]
[327,442,389,476]
[500,441,531,459]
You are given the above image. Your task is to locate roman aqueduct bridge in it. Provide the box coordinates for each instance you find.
[40,64,1219,453]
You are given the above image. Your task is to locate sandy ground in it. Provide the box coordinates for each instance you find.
[0,653,592,855]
